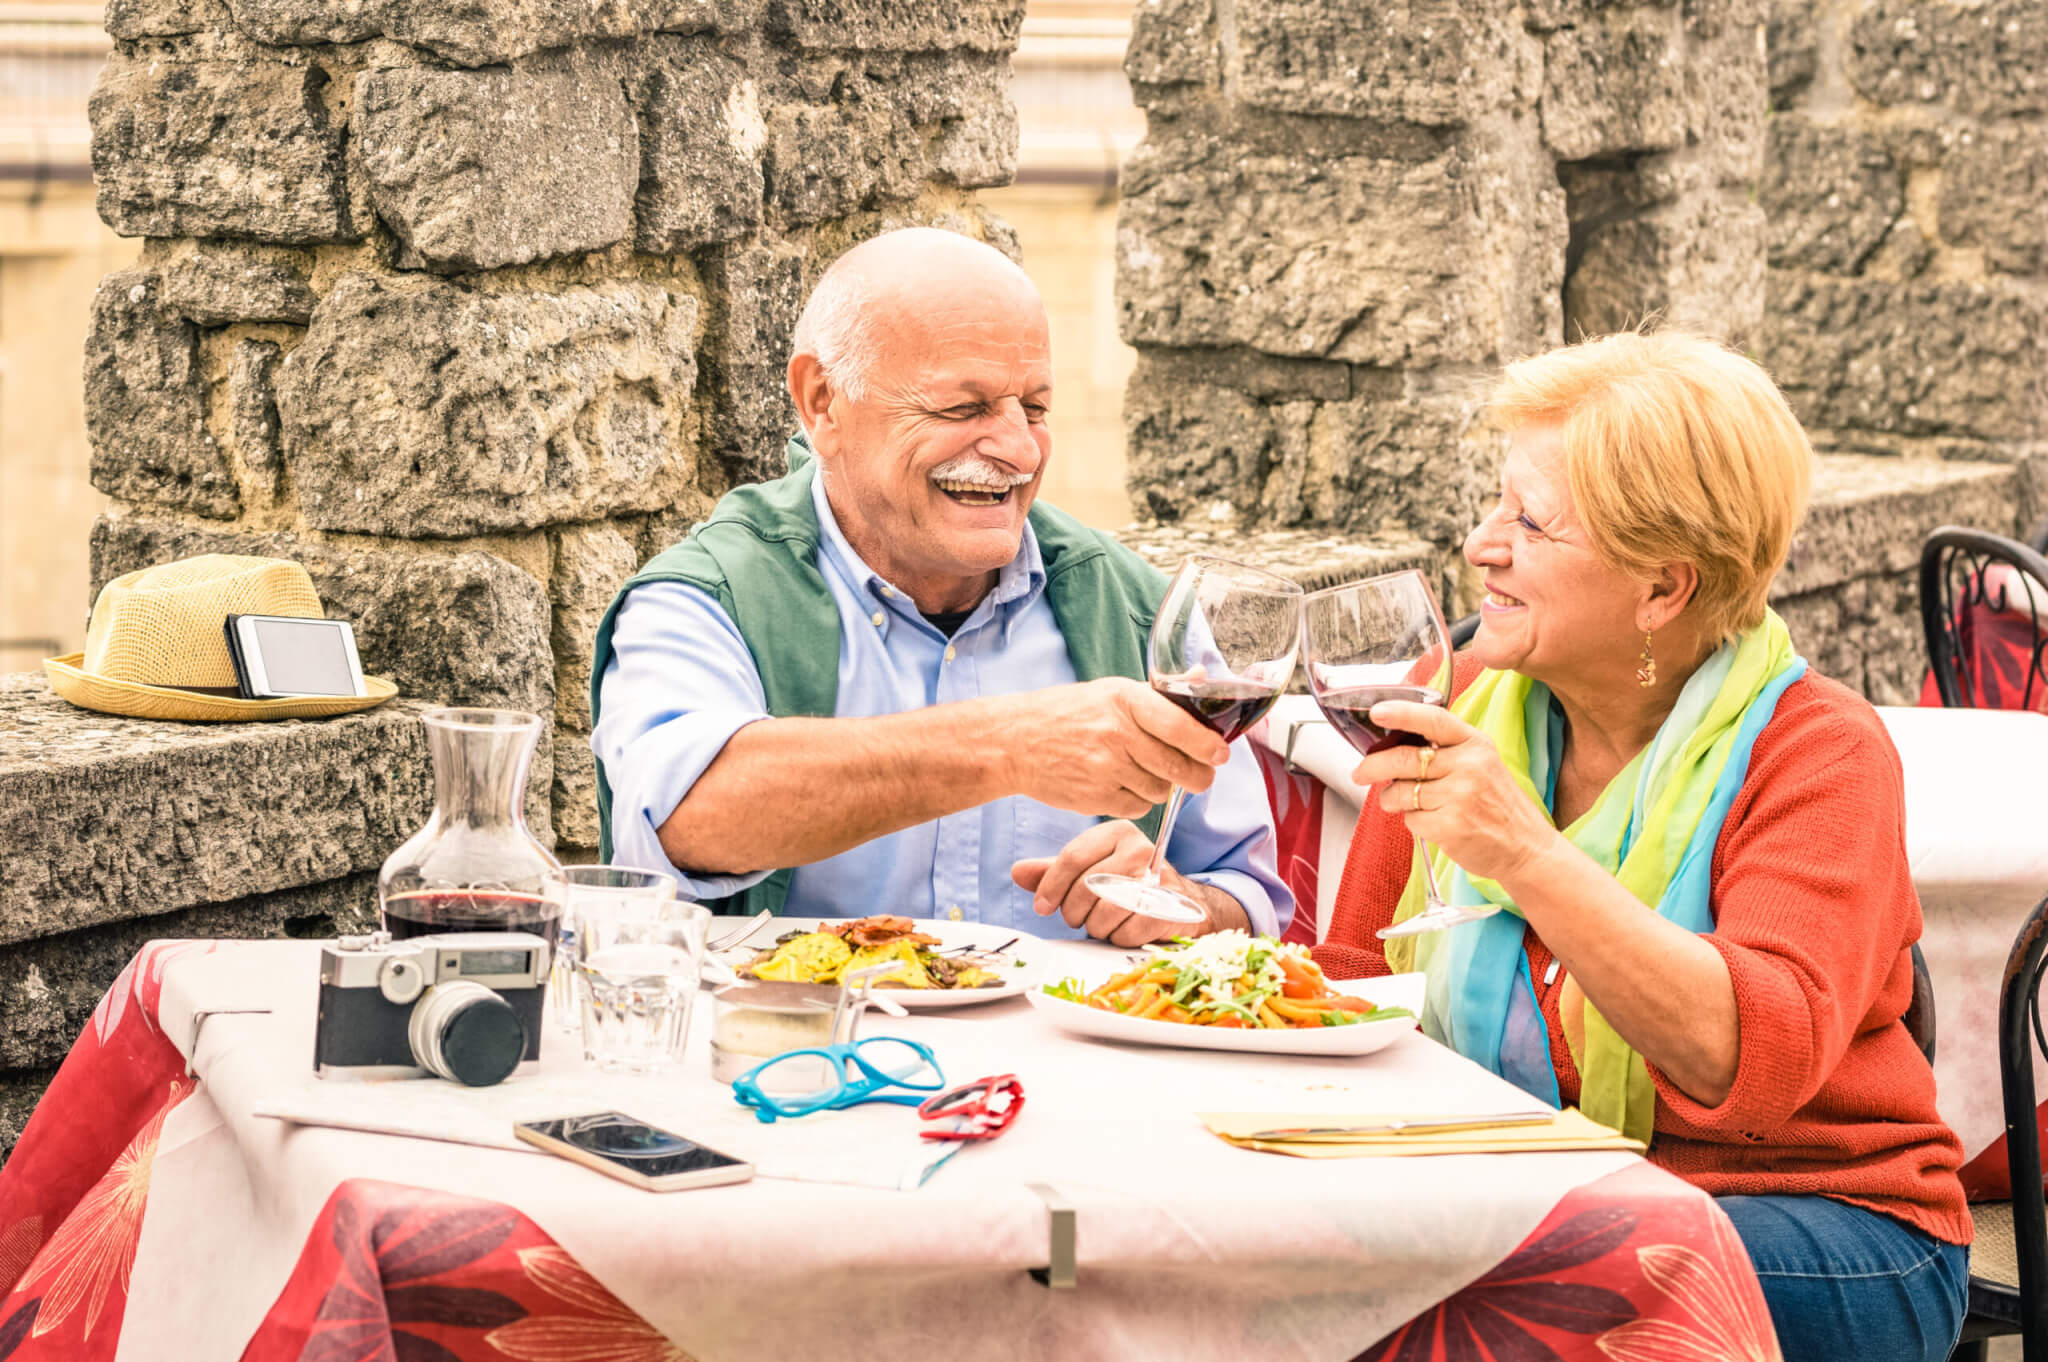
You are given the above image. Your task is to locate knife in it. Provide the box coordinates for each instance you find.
[1246,1110,1559,1140]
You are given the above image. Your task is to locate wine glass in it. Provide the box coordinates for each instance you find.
[1302,570,1493,937]
[1083,555,1305,925]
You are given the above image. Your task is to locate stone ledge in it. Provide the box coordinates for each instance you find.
[0,676,431,948]
[1118,522,1445,594]
[1776,454,2025,600]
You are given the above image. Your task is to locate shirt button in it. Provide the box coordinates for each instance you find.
[879,586,895,598]
[870,611,885,628]
[943,645,956,663]
[947,906,964,922]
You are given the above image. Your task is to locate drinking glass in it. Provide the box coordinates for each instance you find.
[1084,555,1305,925]
[543,866,676,1034]
[553,868,707,1074]
[1302,570,1492,937]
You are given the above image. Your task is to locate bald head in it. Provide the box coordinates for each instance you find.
[790,228,1041,405]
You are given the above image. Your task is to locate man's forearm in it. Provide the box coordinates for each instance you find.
[657,701,1014,874]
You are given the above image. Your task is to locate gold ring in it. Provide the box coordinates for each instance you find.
[1410,779,1425,812]
[1416,745,1436,781]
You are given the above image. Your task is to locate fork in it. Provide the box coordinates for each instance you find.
[706,907,774,953]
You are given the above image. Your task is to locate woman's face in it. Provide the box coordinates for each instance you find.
[1462,423,1652,693]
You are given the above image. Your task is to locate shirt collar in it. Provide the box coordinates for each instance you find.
[809,471,1047,636]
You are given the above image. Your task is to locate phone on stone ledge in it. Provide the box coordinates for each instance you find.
[224,613,367,699]
[513,1112,754,1192]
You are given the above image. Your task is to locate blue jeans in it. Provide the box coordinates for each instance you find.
[1717,1194,1968,1362]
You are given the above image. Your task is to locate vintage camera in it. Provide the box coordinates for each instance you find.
[314,931,548,1086]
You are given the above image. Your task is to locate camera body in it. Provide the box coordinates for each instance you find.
[314,931,547,1083]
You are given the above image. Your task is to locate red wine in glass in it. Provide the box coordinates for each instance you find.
[1317,683,1447,755]
[383,889,561,952]
[1154,677,1285,744]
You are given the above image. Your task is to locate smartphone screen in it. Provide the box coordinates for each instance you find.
[517,1113,747,1179]
[248,617,359,694]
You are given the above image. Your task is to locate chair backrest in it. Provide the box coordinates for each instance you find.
[1919,526,2048,712]
[1905,940,1935,1063]
[1448,611,1481,649]
[1999,892,2048,1357]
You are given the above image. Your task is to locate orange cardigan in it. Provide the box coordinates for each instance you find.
[1313,656,1972,1245]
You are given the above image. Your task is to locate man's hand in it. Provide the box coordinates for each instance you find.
[997,678,1229,820]
[1011,819,1250,946]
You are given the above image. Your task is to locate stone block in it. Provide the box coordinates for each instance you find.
[632,38,765,254]
[1124,358,1497,544]
[1766,273,2048,443]
[763,0,1023,52]
[90,516,556,716]
[1766,0,1818,106]
[1847,0,2048,118]
[0,675,431,946]
[0,872,378,1071]
[106,0,229,37]
[697,241,804,485]
[0,1069,55,1168]
[90,55,354,244]
[762,51,1017,228]
[552,740,602,852]
[1762,117,1902,273]
[1566,190,1766,345]
[229,339,284,489]
[84,271,237,520]
[550,523,641,735]
[280,273,700,537]
[1775,454,2022,598]
[1233,0,1529,126]
[1776,571,1925,705]
[1540,7,1689,161]
[356,59,639,273]
[1938,122,2048,275]
[151,240,318,326]
[214,0,759,64]
[1117,114,1564,366]
[1125,0,1218,92]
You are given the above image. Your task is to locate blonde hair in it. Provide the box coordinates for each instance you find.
[1487,331,1814,643]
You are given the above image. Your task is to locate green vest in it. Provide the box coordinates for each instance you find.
[588,434,1171,915]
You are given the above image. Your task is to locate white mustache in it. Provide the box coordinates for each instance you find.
[928,455,1033,487]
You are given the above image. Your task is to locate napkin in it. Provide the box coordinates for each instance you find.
[1198,1106,1644,1158]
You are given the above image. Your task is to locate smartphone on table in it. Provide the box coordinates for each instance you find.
[513,1112,754,1192]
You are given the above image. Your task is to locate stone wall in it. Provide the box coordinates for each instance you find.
[83,0,1027,858]
[1114,0,2046,700]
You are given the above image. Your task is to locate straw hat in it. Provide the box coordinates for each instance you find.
[43,554,398,722]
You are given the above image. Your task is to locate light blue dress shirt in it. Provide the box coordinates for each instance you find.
[592,475,1293,941]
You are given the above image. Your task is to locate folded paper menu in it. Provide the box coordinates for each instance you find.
[1198,1107,1643,1158]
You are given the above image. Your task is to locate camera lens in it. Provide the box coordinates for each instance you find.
[407,980,526,1087]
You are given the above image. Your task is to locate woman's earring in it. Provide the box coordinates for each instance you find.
[1636,630,1657,688]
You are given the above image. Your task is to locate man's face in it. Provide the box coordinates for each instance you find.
[811,281,1053,598]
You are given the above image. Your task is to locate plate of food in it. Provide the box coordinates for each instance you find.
[1025,931,1420,1056]
[713,914,1042,1010]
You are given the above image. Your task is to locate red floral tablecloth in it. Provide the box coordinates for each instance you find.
[0,942,1780,1362]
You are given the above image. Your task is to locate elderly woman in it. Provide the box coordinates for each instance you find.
[1314,332,1970,1362]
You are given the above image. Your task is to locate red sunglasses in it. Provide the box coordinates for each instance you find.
[918,1073,1024,1142]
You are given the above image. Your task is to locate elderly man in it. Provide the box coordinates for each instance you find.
[589,228,1290,944]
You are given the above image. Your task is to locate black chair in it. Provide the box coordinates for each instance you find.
[1919,527,2048,712]
[1448,611,1481,649]
[1951,891,2048,1361]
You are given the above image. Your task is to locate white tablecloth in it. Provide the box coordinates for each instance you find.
[1258,695,2048,1166]
[122,939,1645,1362]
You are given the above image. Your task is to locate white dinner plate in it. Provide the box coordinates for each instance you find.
[1024,970,1425,1056]
[712,916,1046,1010]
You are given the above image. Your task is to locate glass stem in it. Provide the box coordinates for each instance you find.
[1142,785,1192,886]
[1418,837,1448,909]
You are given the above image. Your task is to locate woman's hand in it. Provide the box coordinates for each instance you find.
[1350,700,1563,887]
